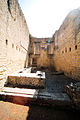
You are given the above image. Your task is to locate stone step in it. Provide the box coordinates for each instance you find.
[0,87,72,107]
[2,87,39,95]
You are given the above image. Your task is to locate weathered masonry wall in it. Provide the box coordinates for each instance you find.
[0,0,29,87]
[53,8,80,80]
[29,37,54,68]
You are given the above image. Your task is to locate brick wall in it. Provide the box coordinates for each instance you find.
[0,0,29,87]
[53,8,80,80]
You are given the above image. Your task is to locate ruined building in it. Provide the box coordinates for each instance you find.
[53,8,80,80]
[0,0,80,90]
[29,37,54,68]
[0,0,29,87]
[0,1,80,118]
[29,8,80,81]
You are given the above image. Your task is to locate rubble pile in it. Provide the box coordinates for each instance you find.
[66,82,80,106]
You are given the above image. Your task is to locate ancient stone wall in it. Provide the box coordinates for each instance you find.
[29,37,54,68]
[53,8,80,80]
[0,0,29,87]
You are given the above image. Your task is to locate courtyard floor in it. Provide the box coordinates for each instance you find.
[0,68,79,120]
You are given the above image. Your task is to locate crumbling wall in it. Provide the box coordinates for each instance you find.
[29,37,54,68]
[53,8,80,80]
[0,0,29,87]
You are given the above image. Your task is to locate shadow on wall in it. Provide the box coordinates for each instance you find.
[24,53,28,68]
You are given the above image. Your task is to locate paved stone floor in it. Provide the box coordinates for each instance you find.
[31,68,75,93]
[45,70,74,93]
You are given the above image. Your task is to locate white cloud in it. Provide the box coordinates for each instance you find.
[19,0,80,37]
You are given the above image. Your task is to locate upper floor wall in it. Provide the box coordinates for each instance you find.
[29,37,54,68]
[53,8,80,80]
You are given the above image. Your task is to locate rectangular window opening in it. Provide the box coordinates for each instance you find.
[6,40,8,45]
[62,51,64,53]
[69,47,71,52]
[75,45,77,50]
[12,44,14,48]
[65,48,67,53]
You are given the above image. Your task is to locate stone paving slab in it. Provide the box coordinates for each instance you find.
[45,71,75,93]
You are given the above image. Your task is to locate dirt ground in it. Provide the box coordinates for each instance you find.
[0,101,29,120]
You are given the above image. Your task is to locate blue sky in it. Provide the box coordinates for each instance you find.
[18,0,80,38]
